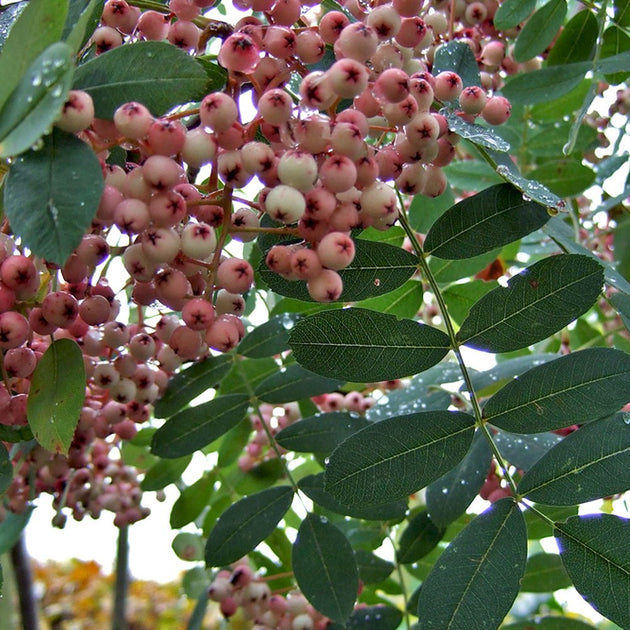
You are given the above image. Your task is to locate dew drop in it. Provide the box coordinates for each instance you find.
[31,74,43,87]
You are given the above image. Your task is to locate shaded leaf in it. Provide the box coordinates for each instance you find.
[254,363,343,405]
[524,504,578,540]
[416,499,527,630]
[325,411,476,507]
[425,431,493,528]
[346,606,402,629]
[529,160,595,198]
[601,25,630,84]
[397,510,444,564]
[409,186,455,233]
[530,80,592,123]
[3,128,104,265]
[443,110,510,152]
[27,339,85,455]
[220,357,278,395]
[501,62,589,105]
[237,314,300,358]
[425,183,549,260]
[293,514,358,624]
[0,0,68,111]
[260,239,419,303]
[443,159,503,191]
[355,279,424,318]
[0,507,33,555]
[457,255,604,353]
[526,124,598,158]
[502,617,598,630]
[299,474,407,521]
[151,394,250,458]
[484,348,630,433]
[0,42,73,158]
[354,550,395,584]
[72,40,210,118]
[275,411,369,455]
[513,0,567,62]
[0,443,12,495]
[493,0,535,30]
[555,514,630,629]
[429,248,501,283]
[63,0,102,53]
[520,553,572,592]
[170,474,214,529]
[289,308,450,382]
[443,281,497,326]
[154,354,232,418]
[492,430,562,471]
[432,40,481,88]
[615,0,630,26]
[518,413,630,505]
[140,455,191,491]
[547,9,598,65]
[205,486,293,567]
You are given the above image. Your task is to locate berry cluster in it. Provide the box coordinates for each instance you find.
[208,562,333,629]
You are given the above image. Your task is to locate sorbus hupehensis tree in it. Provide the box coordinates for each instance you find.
[0,0,630,628]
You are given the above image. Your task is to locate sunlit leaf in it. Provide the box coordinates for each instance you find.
[237,313,301,358]
[27,339,85,455]
[140,456,191,491]
[547,9,598,65]
[493,0,535,30]
[521,553,573,592]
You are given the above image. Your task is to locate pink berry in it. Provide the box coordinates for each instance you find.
[307,269,343,302]
[0,312,29,349]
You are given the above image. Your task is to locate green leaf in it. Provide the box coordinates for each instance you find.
[299,473,407,520]
[63,0,102,53]
[524,504,578,540]
[205,486,293,567]
[254,363,343,405]
[489,149,565,210]
[501,62,589,105]
[615,0,630,26]
[432,40,481,88]
[409,186,455,233]
[292,513,358,624]
[457,255,604,353]
[443,111,510,152]
[601,25,630,84]
[219,357,278,395]
[443,281,497,325]
[503,617,598,630]
[514,0,567,62]
[0,443,12,495]
[429,248,501,283]
[443,159,503,192]
[151,394,250,458]
[4,128,104,265]
[483,349,630,433]
[425,183,549,260]
[275,411,369,455]
[72,40,210,118]
[154,355,232,418]
[0,0,68,111]
[518,413,630,505]
[260,239,419,303]
[530,80,592,122]
[526,124,598,158]
[492,430,562,471]
[547,9,598,65]
[325,411,476,507]
[289,308,450,382]
[237,314,300,358]
[356,279,424,318]
[0,42,73,158]
[416,499,527,630]
[346,606,402,629]
[170,474,214,529]
[555,514,630,629]
[521,553,572,592]
[543,216,630,296]
[397,510,445,564]
[27,339,85,455]
[493,0,535,30]
[529,160,595,198]
[0,507,33,555]
[140,455,191,491]
[354,550,395,584]
[425,432,493,529]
